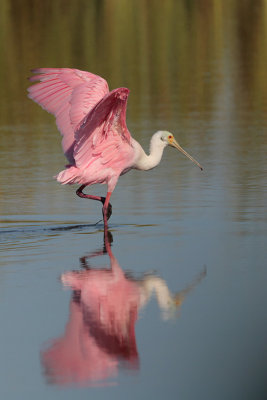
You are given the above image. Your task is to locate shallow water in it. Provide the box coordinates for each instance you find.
[1,1,267,399]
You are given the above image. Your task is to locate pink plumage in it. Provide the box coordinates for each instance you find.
[28,68,203,226]
[28,68,137,224]
[28,68,134,182]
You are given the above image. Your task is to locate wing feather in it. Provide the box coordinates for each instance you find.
[74,88,134,171]
[28,68,109,163]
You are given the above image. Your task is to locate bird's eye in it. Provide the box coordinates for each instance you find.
[168,135,172,139]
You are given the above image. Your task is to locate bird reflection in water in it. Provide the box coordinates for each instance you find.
[41,232,206,387]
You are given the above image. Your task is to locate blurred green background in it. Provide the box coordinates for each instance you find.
[1,0,267,123]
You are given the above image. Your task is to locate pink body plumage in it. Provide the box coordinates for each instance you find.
[28,68,136,193]
[28,68,202,224]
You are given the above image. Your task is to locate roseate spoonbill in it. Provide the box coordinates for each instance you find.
[28,68,203,225]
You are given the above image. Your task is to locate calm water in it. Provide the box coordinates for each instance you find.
[0,1,267,399]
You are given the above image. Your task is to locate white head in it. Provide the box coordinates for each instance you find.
[153,130,203,170]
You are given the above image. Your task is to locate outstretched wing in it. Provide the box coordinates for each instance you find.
[28,68,109,163]
[74,87,134,172]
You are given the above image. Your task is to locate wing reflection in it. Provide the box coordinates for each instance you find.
[41,231,206,387]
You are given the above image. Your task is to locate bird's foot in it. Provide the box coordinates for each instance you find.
[102,203,112,221]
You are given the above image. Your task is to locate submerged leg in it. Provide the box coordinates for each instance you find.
[102,191,112,227]
[76,185,112,222]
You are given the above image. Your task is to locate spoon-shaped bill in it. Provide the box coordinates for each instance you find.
[171,139,203,170]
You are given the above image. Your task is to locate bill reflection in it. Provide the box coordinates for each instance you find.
[41,232,205,387]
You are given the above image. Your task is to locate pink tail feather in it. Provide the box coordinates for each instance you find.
[56,166,81,185]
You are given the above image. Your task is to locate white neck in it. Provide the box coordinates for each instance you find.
[134,133,167,171]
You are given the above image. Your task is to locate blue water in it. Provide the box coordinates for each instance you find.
[0,169,266,399]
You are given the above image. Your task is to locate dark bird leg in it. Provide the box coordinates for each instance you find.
[76,185,112,224]
[102,192,112,229]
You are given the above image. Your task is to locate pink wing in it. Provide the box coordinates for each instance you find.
[28,68,109,163]
[73,87,134,171]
